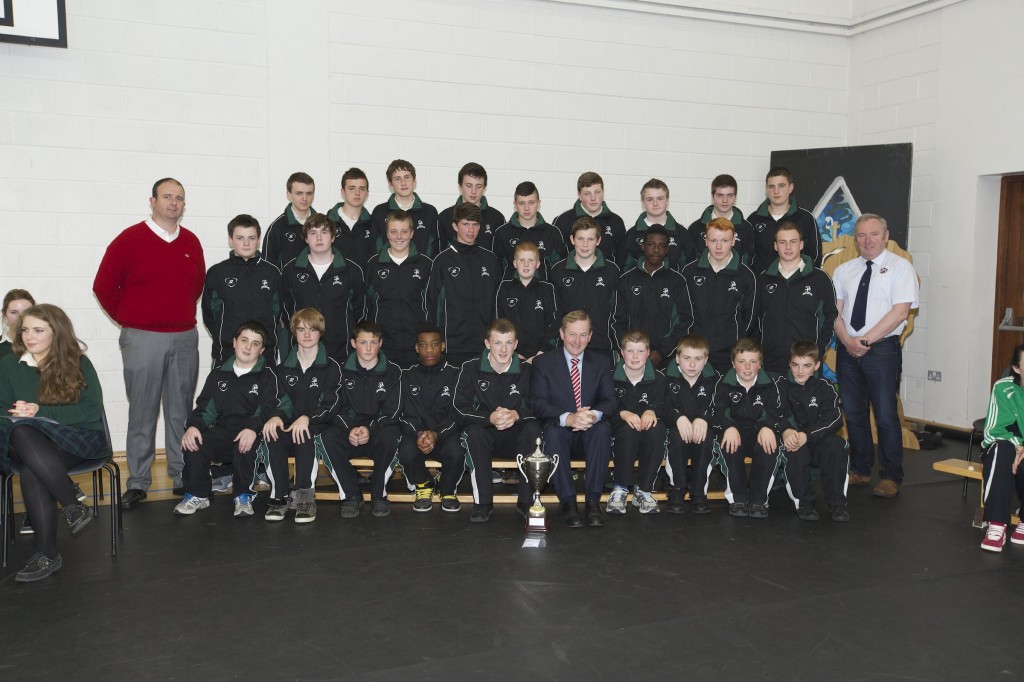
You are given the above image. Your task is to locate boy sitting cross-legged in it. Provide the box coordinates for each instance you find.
[261,308,347,524]
[606,329,668,516]
[177,321,281,517]
[777,341,850,522]
[397,325,465,513]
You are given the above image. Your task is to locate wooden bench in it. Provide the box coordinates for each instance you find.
[932,458,1018,527]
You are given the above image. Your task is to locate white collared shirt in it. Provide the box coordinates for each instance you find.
[146,218,180,243]
[833,249,919,337]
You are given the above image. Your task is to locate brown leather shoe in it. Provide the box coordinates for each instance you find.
[848,471,871,486]
[872,479,900,497]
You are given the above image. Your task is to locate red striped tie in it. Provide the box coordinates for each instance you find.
[570,357,582,410]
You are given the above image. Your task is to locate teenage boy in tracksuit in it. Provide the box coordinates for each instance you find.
[262,307,346,524]
[712,338,787,519]
[364,209,432,368]
[176,322,280,518]
[492,181,565,281]
[615,225,690,370]
[687,173,755,265]
[332,321,403,518]
[426,202,501,367]
[664,334,721,514]
[202,214,282,367]
[280,213,365,362]
[606,329,668,516]
[552,171,626,266]
[777,340,850,522]
[263,171,316,273]
[548,216,622,362]
[680,217,758,374]
[370,159,439,258]
[437,162,506,252]
[494,241,557,362]
[397,325,464,514]
[325,167,374,268]
[454,319,542,523]
[622,178,698,272]
[748,166,821,273]
[755,222,838,375]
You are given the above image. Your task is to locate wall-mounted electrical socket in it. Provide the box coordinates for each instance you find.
[927,370,942,382]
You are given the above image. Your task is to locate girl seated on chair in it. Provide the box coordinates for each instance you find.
[980,343,1024,552]
[0,304,106,581]
[0,288,35,360]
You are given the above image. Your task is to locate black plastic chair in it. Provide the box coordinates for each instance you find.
[2,411,122,568]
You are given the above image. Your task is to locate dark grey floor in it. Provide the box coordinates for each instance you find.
[2,437,1019,681]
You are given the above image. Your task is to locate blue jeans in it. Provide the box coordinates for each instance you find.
[836,337,904,484]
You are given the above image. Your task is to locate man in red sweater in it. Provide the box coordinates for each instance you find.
[93,178,206,509]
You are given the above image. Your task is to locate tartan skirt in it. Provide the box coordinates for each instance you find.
[0,418,107,470]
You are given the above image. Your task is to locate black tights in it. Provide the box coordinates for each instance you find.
[8,425,87,559]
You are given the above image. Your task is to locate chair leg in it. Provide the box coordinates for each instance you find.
[963,430,978,499]
[2,474,12,569]
[91,470,100,517]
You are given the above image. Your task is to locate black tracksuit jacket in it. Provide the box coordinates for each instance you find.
[615,262,691,359]
[454,355,535,427]
[201,252,282,364]
[334,352,402,433]
[399,361,461,439]
[186,356,281,434]
[281,247,365,361]
[325,203,374,267]
[748,197,821,273]
[680,251,758,370]
[775,373,843,447]
[491,214,565,281]
[370,193,439,258]
[548,251,621,352]
[686,206,755,265]
[364,246,431,363]
[622,212,698,272]
[270,343,342,431]
[494,275,557,358]
[437,197,506,252]
[552,201,626,266]
[425,242,500,357]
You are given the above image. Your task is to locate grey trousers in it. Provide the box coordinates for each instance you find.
[120,327,199,491]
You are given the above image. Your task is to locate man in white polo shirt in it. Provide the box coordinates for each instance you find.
[832,214,918,498]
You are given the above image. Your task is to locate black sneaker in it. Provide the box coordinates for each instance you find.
[20,514,34,534]
[15,552,62,582]
[72,481,87,503]
[440,494,461,512]
[748,503,768,519]
[797,505,819,521]
[728,502,749,517]
[691,498,711,514]
[469,504,493,523]
[63,503,92,535]
[371,499,391,517]
[830,504,851,522]
[666,489,686,514]
[339,497,363,519]
[413,483,434,512]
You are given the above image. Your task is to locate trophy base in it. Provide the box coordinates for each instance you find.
[526,510,548,532]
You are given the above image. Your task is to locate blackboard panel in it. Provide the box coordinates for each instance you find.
[771,143,913,248]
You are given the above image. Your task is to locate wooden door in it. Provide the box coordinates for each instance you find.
[992,175,1024,382]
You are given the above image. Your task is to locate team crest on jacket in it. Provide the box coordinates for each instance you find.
[477,380,490,392]
[670,383,680,394]
[309,377,319,389]
[534,299,544,310]
[595,277,605,287]
[809,396,818,407]
[410,385,420,396]
[378,269,389,279]
[448,267,460,278]
[376,382,386,393]
[287,375,298,386]
[693,275,706,287]
[660,288,670,298]
[802,286,813,296]
[481,267,490,277]
[752,395,763,407]
[766,283,778,294]
[697,386,707,397]
[510,238,519,247]
[506,298,518,308]
[249,384,259,395]
[639,393,649,404]
[286,233,296,242]
[730,391,742,403]
[509,384,519,395]
[218,381,229,391]
[261,280,270,291]
[416,220,425,230]
[345,379,355,389]
[224,278,238,288]
[441,385,451,397]
[668,237,677,247]
[562,277,574,287]
[605,226,613,236]
[331,276,343,286]
[297,273,309,283]
[615,387,625,397]
[631,286,643,296]
[412,269,422,280]
[755,222,766,233]
[727,281,738,292]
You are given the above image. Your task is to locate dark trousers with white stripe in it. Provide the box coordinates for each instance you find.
[463,421,542,505]
[182,426,259,498]
[782,435,849,508]
[722,427,777,506]
[612,422,666,492]
[982,440,1024,526]
[397,428,464,495]
[333,425,402,501]
[266,425,348,500]
[666,431,715,499]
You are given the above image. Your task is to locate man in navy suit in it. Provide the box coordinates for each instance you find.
[530,310,618,527]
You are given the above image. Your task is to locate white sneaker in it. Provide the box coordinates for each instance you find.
[234,493,255,517]
[605,486,628,515]
[174,494,210,515]
[633,489,660,514]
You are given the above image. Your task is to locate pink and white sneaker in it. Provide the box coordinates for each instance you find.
[982,522,1007,552]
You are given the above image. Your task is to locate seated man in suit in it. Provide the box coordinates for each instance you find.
[530,310,618,528]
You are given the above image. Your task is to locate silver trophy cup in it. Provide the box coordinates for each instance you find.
[516,438,560,532]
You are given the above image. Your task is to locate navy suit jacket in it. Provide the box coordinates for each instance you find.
[530,349,618,427]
